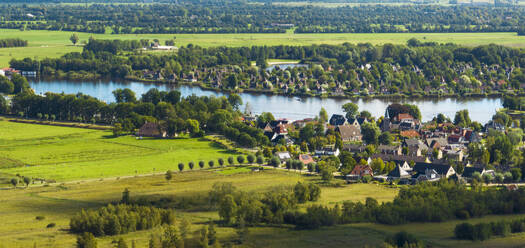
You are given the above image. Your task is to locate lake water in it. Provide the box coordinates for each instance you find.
[29,79,502,123]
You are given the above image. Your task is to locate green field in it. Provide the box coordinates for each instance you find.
[2,165,525,248]
[0,120,237,182]
[0,28,524,67]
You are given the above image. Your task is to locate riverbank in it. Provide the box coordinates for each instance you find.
[38,75,518,102]
[28,79,503,123]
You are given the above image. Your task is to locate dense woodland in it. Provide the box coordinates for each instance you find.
[9,38,525,97]
[1,2,524,33]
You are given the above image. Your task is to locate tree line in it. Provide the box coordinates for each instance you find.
[9,39,525,97]
[1,2,524,34]
[0,38,27,48]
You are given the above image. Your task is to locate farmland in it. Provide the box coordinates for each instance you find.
[0,120,238,182]
[0,29,524,67]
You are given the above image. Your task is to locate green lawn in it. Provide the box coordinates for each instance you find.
[0,28,524,67]
[0,120,237,181]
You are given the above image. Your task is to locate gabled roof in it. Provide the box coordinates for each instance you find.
[136,122,165,137]
[413,163,454,176]
[388,165,410,178]
[349,164,374,177]
[336,125,362,140]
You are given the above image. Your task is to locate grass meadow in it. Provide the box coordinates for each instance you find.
[0,28,524,67]
[0,120,238,182]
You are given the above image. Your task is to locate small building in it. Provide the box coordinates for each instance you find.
[315,146,340,157]
[136,122,167,138]
[275,151,292,162]
[336,125,362,142]
[346,164,374,182]
[413,163,456,178]
[299,154,315,165]
[387,165,411,179]
[378,145,402,155]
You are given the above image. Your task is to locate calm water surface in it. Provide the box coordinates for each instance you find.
[29,79,502,123]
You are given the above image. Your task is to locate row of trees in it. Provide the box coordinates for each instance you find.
[69,204,175,236]
[0,38,27,48]
[1,3,524,34]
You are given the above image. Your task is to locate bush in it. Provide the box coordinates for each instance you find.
[47,223,56,228]
[455,210,470,220]
[36,216,46,221]
[472,223,492,241]
[385,231,423,247]
[491,221,510,237]
[454,223,474,240]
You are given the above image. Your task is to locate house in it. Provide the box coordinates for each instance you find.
[444,149,464,162]
[484,121,505,132]
[343,144,366,153]
[394,113,415,123]
[400,161,413,171]
[403,138,428,152]
[336,125,362,142]
[275,151,291,162]
[299,154,315,165]
[400,130,420,138]
[414,169,441,182]
[346,164,374,182]
[329,114,346,126]
[387,165,411,179]
[136,122,167,138]
[347,117,368,126]
[315,146,340,157]
[448,134,464,144]
[413,163,456,178]
[378,145,402,155]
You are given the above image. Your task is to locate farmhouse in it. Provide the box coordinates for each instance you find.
[346,164,373,182]
[136,122,167,138]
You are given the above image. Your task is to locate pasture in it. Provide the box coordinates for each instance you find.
[0,120,237,182]
[0,28,524,67]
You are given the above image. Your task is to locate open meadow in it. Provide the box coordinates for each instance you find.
[0,28,524,67]
[0,120,238,182]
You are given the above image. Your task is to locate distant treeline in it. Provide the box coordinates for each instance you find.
[0,38,27,48]
[69,204,175,236]
[0,2,524,34]
[9,38,525,96]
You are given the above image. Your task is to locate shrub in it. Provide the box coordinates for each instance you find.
[454,223,474,240]
[47,223,56,228]
[36,216,46,221]
[385,231,423,247]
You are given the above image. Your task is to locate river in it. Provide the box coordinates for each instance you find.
[29,79,502,123]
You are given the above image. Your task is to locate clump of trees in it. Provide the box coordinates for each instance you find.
[454,218,525,241]
[69,204,175,236]
[212,182,320,226]
[0,38,27,48]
